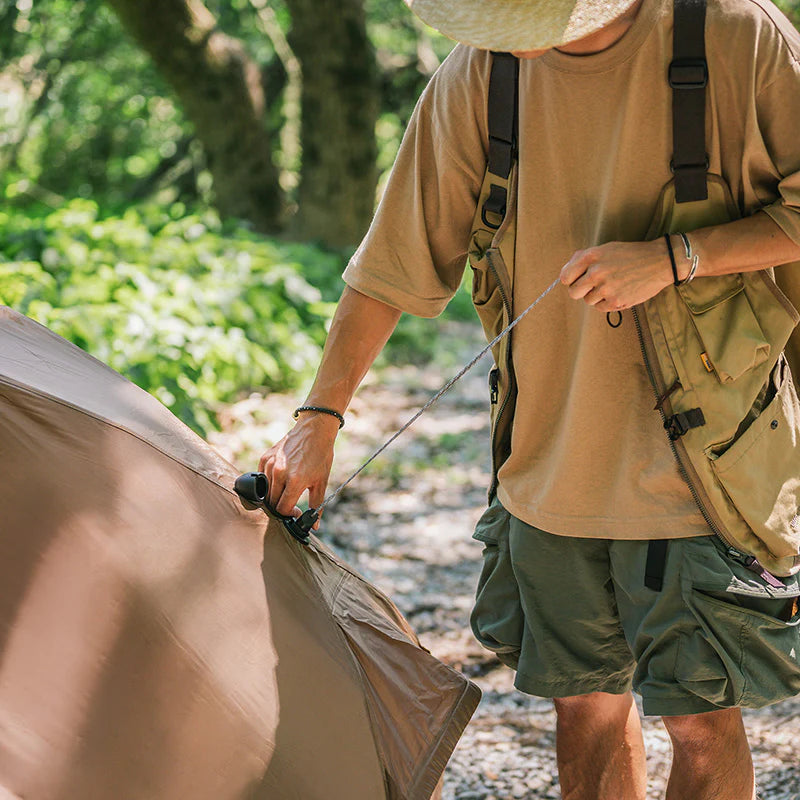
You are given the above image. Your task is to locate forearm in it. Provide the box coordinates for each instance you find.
[675,211,800,280]
[300,285,402,417]
[259,285,401,514]
[562,211,800,311]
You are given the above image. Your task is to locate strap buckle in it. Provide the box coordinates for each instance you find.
[668,58,708,89]
[481,183,507,229]
[665,408,706,441]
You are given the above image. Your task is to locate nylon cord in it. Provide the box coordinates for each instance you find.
[315,276,561,515]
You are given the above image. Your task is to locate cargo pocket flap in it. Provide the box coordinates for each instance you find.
[680,275,770,383]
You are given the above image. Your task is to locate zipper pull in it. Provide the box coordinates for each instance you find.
[654,379,682,412]
[743,556,786,589]
[489,368,499,404]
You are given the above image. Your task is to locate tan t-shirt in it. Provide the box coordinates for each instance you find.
[344,0,800,539]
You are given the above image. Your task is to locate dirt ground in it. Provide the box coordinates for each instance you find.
[210,321,800,800]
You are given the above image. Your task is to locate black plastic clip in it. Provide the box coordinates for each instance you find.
[668,58,708,89]
[489,367,499,404]
[481,184,507,229]
[234,472,318,545]
[664,408,706,441]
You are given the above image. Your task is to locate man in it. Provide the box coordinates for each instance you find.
[260,1,800,797]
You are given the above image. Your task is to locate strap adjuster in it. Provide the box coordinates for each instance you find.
[670,156,709,174]
[665,408,706,441]
[668,58,708,89]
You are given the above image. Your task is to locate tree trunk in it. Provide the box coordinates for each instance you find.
[284,0,379,248]
[106,0,283,232]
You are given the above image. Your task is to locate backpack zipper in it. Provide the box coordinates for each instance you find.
[486,249,515,498]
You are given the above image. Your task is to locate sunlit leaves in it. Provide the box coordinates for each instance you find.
[0,200,342,433]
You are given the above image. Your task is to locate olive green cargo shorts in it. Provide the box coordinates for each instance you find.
[470,498,800,716]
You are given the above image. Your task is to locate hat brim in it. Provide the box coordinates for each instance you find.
[405,0,639,51]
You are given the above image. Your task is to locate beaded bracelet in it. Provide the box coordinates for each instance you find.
[293,405,345,429]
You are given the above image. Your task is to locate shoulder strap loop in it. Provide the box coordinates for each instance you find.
[482,52,519,228]
[671,0,709,203]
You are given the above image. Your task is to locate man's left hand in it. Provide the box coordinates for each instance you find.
[560,239,673,311]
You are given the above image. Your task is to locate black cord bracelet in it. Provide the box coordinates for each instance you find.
[664,233,680,286]
[293,405,345,429]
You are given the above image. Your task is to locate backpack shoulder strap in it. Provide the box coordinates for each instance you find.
[480,51,519,230]
[670,0,709,202]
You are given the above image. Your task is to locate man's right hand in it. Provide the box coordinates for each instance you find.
[258,411,341,519]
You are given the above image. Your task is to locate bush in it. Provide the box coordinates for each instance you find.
[0,199,342,433]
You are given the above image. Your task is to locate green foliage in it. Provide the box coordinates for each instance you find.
[0,199,343,433]
[0,0,447,217]
[366,0,455,188]
[2,0,201,212]
[378,278,476,367]
[1,0,456,218]
[775,0,800,23]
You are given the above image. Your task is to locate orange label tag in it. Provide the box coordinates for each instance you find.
[700,352,715,373]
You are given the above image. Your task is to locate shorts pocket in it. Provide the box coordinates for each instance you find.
[709,357,800,561]
[470,501,522,668]
[675,584,800,708]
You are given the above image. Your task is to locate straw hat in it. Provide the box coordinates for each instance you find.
[405,0,640,51]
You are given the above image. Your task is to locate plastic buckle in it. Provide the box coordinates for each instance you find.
[664,408,706,441]
[668,58,708,89]
[481,184,506,229]
[665,414,690,441]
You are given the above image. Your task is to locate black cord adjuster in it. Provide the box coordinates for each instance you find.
[234,472,318,545]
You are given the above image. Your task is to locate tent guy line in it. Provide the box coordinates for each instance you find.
[237,276,562,540]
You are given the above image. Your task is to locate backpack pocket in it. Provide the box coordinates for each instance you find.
[708,356,800,561]
[468,246,508,335]
[679,274,772,384]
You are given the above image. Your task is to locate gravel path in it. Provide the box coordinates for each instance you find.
[211,322,800,800]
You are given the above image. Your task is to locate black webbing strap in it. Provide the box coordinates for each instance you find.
[670,0,708,202]
[482,52,519,227]
[645,539,669,591]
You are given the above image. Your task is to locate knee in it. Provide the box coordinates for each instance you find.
[662,707,744,753]
[553,691,634,722]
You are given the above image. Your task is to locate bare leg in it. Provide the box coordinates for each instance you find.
[554,691,647,800]
[662,707,755,800]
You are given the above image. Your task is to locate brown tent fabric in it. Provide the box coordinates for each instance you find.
[0,307,480,800]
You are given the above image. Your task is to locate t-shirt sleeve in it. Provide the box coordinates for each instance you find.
[343,45,489,318]
[756,59,800,246]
